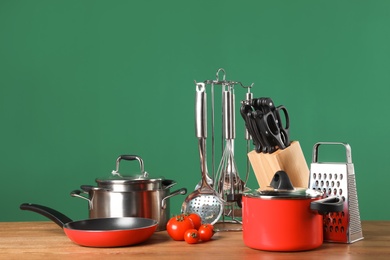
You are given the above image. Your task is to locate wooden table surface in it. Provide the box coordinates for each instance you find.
[1,221,389,260]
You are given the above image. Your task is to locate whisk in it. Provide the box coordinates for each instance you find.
[215,86,245,207]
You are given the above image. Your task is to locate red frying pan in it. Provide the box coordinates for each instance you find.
[20,203,158,247]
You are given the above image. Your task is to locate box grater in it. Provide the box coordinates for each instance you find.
[309,142,364,243]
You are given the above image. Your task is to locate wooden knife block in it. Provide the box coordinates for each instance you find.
[247,141,309,189]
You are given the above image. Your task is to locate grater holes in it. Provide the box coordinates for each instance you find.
[311,170,346,236]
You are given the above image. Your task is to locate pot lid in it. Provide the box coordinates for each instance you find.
[94,155,175,191]
[246,171,322,199]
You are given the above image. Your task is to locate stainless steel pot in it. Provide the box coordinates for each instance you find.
[70,155,187,231]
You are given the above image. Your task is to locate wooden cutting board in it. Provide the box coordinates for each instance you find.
[248,141,309,189]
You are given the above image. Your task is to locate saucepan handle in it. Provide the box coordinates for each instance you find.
[310,196,344,215]
[70,189,91,202]
[161,188,187,209]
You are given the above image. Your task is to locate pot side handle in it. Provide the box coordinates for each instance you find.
[161,188,187,209]
[310,196,344,215]
[70,189,91,202]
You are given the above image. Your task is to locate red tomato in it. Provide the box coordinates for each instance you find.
[184,229,199,244]
[185,213,202,229]
[166,215,194,241]
[198,224,214,241]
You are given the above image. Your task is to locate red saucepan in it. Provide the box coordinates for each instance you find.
[20,203,157,247]
[242,171,344,251]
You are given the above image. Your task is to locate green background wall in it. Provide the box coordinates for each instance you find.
[1,0,388,221]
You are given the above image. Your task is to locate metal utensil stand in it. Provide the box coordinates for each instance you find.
[195,68,253,231]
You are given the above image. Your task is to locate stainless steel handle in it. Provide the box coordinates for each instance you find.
[70,189,92,209]
[112,155,147,177]
[195,83,207,139]
[161,188,187,209]
[312,142,352,164]
[223,90,235,140]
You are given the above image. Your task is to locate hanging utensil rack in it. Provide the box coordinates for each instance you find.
[194,68,254,231]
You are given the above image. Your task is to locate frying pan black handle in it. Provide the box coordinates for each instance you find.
[20,203,73,228]
[310,197,344,215]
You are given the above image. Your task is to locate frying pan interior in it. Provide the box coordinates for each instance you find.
[65,217,156,230]
[20,203,158,247]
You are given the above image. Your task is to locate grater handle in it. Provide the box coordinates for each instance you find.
[312,142,352,164]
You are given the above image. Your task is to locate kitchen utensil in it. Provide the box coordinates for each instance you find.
[240,102,264,153]
[20,203,157,247]
[243,90,253,187]
[240,97,290,153]
[242,171,343,251]
[214,88,245,231]
[70,155,187,231]
[309,142,364,243]
[194,82,213,190]
[215,89,244,203]
[181,84,223,224]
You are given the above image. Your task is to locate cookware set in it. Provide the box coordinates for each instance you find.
[20,68,363,251]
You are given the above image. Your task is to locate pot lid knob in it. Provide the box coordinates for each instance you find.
[269,171,294,190]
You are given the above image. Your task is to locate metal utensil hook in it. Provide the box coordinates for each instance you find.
[244,83,255,92]
[216,68,226,82]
